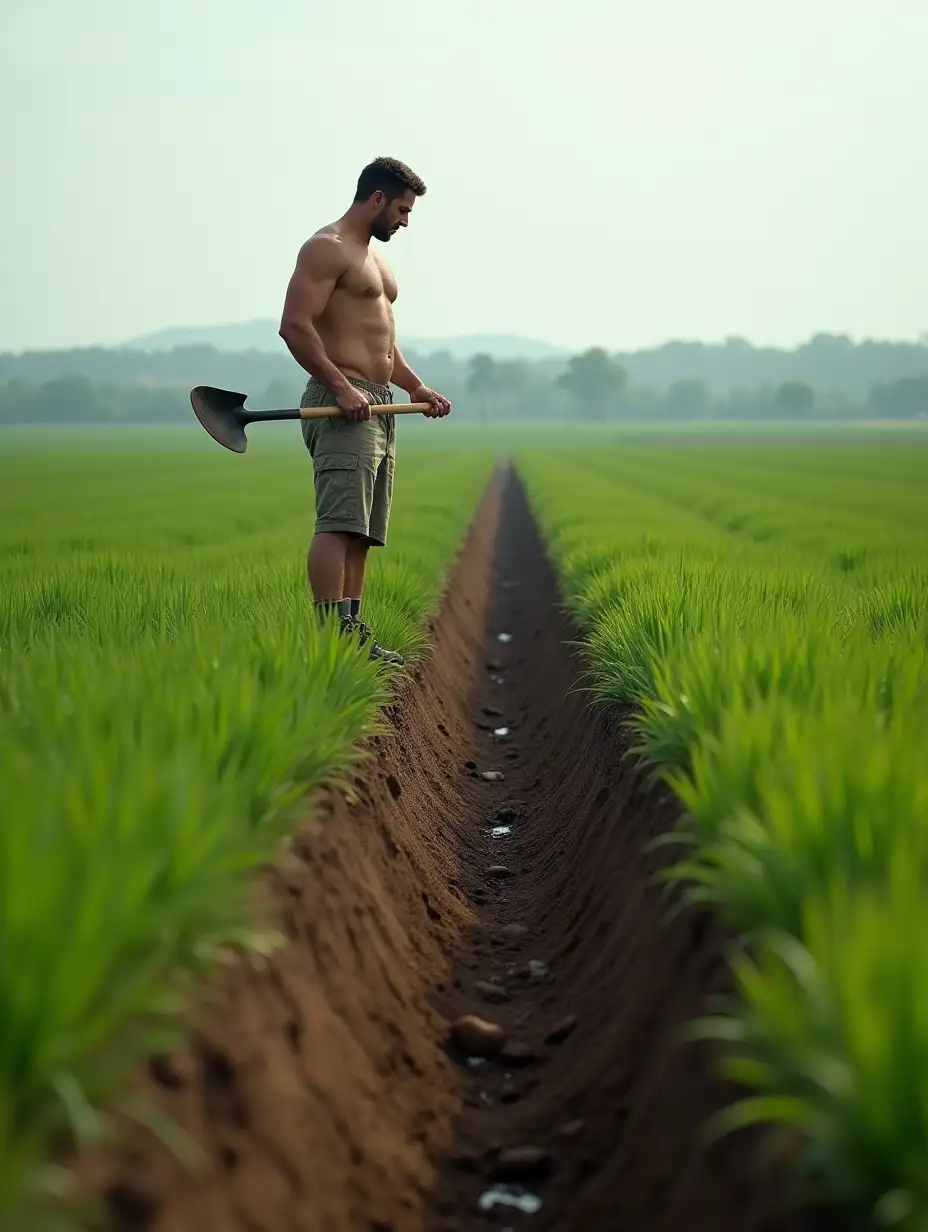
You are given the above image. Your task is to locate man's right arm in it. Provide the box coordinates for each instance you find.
[278,238,370,417]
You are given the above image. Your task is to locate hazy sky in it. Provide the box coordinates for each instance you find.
[2,0,926,354]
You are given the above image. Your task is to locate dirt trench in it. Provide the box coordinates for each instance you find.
[82,464,827,1232]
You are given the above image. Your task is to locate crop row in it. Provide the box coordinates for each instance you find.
[0,441,493,1227]
[520,444,928,1229]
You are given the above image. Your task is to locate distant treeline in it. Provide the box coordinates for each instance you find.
[616,334,928,396]
[3,332,928,391]
[3,368,928,426]
[1,337,927,424]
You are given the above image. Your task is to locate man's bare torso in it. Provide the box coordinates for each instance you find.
[314,224,397,386]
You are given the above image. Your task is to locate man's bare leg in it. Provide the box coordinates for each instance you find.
[341,535,404,664]
[307,531,349,607]
[343,536,371,617]
[307,531,403,663]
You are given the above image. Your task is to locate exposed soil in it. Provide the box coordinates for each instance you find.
[79,464,834,1231]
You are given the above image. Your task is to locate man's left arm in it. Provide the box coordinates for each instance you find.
[392,346,452,418]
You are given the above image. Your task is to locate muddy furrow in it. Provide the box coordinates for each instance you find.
[423,470,829,1232]
[79,464,828,1232]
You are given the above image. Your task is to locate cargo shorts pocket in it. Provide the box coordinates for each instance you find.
[313,453,365,527]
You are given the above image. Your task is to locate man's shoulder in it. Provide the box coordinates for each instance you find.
[298,228,353,273]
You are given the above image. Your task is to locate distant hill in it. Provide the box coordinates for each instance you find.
[125,320,284,355]
[124,321,568,362]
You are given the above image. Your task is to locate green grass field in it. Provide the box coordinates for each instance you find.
[0,429,493,1227]
[519,442,928,1226]
[3,420,928,1229]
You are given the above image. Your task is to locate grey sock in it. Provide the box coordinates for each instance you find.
[315,598,351,625]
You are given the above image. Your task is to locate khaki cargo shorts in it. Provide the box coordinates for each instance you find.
[300,377,396,547]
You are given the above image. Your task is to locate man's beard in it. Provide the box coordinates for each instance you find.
[371,211,396,242]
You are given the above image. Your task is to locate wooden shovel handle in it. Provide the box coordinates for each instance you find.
[298,402,435,421]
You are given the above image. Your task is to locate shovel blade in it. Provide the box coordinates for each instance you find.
[190,386,250,453]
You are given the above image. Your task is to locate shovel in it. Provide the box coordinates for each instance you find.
[190,385,437,453]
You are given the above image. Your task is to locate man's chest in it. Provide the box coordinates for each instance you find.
[340,254,398,303]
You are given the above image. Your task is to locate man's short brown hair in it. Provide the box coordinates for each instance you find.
[355,156,427,203]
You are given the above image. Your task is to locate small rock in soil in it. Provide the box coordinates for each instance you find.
[106,1184,158,1225]
[481,770,505,782]
[476,980,511,1004]
[500,1041,545,1068]
[527,959,550,980]
[487,865,514,879]
[491,1146,554,1181]
[149,1053,190,1090]
[500,923,529,940]
[560,1119,586,1139]
[450,1015,507,1057]
[482,706,503,717]
[545,1015,579,1046]
[465,759,477,770]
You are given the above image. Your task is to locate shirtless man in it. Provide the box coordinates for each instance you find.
[278,157,451,664]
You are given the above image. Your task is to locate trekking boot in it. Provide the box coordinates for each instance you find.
[338,612,358,639]
[352,617,405,666]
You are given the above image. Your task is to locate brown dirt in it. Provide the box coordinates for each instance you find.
[78,464,840,1232]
